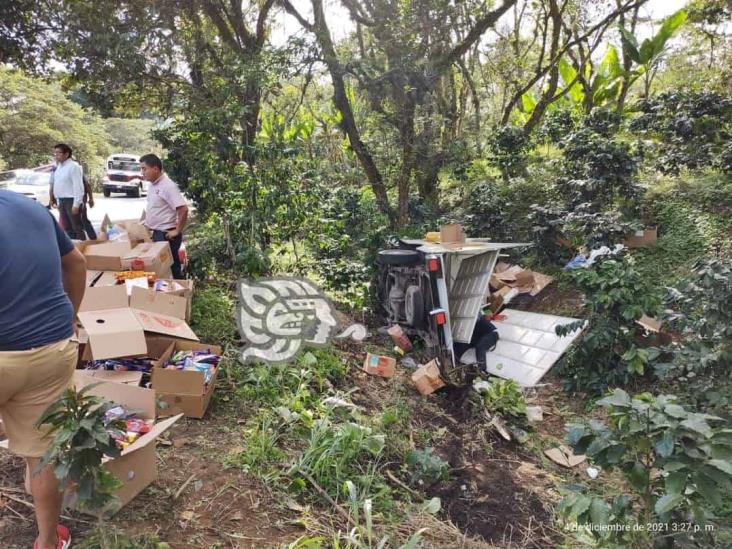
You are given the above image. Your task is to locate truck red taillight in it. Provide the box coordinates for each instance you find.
[427,257,440,273]
[434,311,446,325]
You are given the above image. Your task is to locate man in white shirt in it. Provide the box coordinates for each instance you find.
[49,143,85,240]
[140,154,189,279]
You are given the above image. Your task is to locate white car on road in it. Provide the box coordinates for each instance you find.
[3,170,51,205]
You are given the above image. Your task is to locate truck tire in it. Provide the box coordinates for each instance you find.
[377,249,420,266]
[103,188,111,197]
[405,285,425,328]
[129,185,141,198]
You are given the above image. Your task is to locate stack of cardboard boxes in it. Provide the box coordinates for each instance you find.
[49,217,221,509]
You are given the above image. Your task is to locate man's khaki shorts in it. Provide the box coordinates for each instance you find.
[0,338,77,458]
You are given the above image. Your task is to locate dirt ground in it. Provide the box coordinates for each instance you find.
[0,284,587,548]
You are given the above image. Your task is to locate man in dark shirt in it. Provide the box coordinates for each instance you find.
[0,190,86,549]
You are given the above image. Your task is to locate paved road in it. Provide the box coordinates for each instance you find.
[52,194,147,231]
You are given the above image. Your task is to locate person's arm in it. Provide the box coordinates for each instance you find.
[161,181,189,239]
[49,170,56,208]
[61,248,86,316]
[71,164,84,213]
[167,205,188,239]
[51,212,86,316]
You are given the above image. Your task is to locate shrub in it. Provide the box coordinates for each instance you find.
[559,389,732,546]
[557,257,663,394]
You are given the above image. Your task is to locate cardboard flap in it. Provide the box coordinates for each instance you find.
[116,221,151,243]
[100,214,112,232]
[93,271,120,287]
[85,241,133,258]
[83,370,143,386]
[121,414,182,456]
[123,242,173,266]
[130,286,187,320]
[72,371,155,418]
[79,285,129,313]
[133,309,199,341]
[78,308,147,360]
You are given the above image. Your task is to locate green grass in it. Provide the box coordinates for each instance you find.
[189,285,238,345]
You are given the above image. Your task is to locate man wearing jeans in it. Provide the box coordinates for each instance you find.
[0,189,86,549]
[140,154,188,279]
[49,144,85,240]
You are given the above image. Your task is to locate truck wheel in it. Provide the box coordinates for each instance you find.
[405,285,425,328]
[103,188,111,197]
[129,185,141,198]
[377,249,420,266]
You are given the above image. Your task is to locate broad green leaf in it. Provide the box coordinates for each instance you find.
[598,389,631,408]
[421,497,441,514]
[654,431,675,457]
[619,26,641,64]
[651,10,688,60]
[589,498,610,526]
[639,39,656,65]
[655,493,683,515]
[681,416,713,438]
[665,471,686,494]
[558,58,583,104]
[571,494,592,518]
[628,462,649,491]
[664,404,687,418]
[708,459,732,476]
[521,91,537,114]
[694,473,722,507]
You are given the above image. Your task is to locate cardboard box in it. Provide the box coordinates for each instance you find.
[624,228,658,249]
[78,285,198,361]
[70,372,180,512]
[0,372,182,513]
[122,242,173,278]
[155,279,194,322]
[100,214,151,246]
[440,224,465,244]
[411,358,445,395]
[130,286,188,321]
[151,339,223,418]
[83,370,143,386]
[363,353,396,378]
[82,241,133,271]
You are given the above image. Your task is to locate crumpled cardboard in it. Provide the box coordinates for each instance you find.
[439,224,465,244]
[624,227,657,249]
[490,262,554,297]
[544,445,586,468]
[411,359,445,395]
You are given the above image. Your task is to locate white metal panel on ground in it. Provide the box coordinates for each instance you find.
[459,308,585,386]
[448,251,500,343]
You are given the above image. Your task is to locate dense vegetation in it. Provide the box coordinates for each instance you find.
[2,0,731,546]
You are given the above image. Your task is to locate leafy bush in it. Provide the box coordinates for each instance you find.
[37,386,124,514]
[557,257,662,394]
[406,447,450,485]
[630,91,732,175]
[475,378,527,418]
[659,259,732,414]
[559,389,732,546]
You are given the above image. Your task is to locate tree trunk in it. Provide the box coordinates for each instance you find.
[310,0,394,224]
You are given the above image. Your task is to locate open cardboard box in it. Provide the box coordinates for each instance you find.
[78,285,198,361]
[0,372,182,513]
[122,242,173,278]
[80,241,134,271]
[99,214,151,245]
[149,338,223,418]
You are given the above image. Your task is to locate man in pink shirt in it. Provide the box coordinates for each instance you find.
[140,154,189,279]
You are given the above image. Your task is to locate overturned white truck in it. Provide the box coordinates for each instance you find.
[376,238,584,386]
